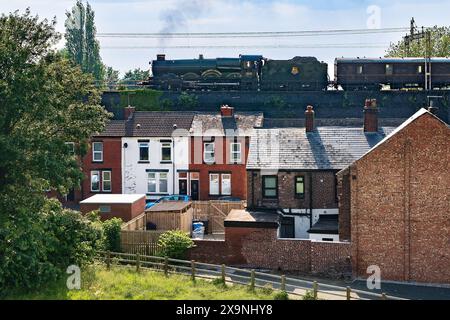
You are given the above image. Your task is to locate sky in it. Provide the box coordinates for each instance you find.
[2,0,450,76]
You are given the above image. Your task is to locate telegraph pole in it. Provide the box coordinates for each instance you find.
[403,18,432,90]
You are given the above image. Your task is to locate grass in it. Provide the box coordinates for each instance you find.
[6,263,279,300]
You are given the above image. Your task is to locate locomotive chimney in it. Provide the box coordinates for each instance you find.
[199,54,204,60]
[124,105,135,120]
[427,100,438,115]
[363,99,378,133]
[305,105,315,133]
[157,54,166,61]
[220,105,234,117]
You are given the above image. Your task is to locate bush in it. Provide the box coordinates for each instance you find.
[261,283,274,295]
[157,230,194,259]
[302,290,317,300]
[101,218,122,252]
[273,290,289,300]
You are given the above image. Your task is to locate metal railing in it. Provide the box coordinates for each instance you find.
[97,251,407,300]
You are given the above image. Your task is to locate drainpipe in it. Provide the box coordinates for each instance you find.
[309,173,313,228]
[172,124,177,195]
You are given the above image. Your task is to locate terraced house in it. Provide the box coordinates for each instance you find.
[246,102,396,241]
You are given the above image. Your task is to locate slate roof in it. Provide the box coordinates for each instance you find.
[96,120,126,137]
[307,215,339,235]
[246,126,396,170]
[190,112,264,136]
[126,111,196,137]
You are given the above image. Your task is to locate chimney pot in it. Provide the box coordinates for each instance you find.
[157,54,166,61]
[220,105,234,117]
[364,99,378,132]
[124,105,136,120]
[305,105,315,133]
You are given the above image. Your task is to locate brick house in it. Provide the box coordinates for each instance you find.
[81,120,126,200]
[337,108,450,284]
[188,106,263,200]
[247,102,395,240]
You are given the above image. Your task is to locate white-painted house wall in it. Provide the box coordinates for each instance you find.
[122,136,190,199]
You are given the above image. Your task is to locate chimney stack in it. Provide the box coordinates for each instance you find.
[363,99,378,133]
[124,105,135,120]
[305,105,315,133]
[220,105,234,117]
[157,54,166,61]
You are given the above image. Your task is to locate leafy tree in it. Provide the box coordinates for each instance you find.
[122,68,150,82]
[101,218,123,252]
[0,9,110,290]
[177,92,199,110]
[104,66,120,89]
[386,25,450,57]
[65,1,104,81]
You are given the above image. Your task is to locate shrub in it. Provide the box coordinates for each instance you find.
[212,277,227,288]
[157,230,194,259]
[101,218,123,252]
[273,290,289,300]
[302,290,317,300]
[261,283,274,295]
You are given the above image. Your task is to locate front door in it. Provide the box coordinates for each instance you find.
[179,179,187,195]
[190,180,199,200]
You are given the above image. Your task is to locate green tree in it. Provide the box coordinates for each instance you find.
[65,1,104,81]
[122,68,150,82]
[386,25,450,57]
[0,9,110,290]
[177,92,199,110]
[104,66,120,89]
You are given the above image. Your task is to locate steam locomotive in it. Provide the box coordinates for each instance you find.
[145,54,450,91]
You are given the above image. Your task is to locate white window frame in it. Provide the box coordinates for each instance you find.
[161,142,172,162]
[209,173,220,195]
[92,142,103,162]
[204,142,215,164]
[230,142,242,163]
[91,170,100,192]
[139,142,149,162]
[147,172,157,193]
[102,171,112,192]
[221,174,231,196]
[159,172,168,193]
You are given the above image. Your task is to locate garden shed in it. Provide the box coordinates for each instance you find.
[145,201,193,233]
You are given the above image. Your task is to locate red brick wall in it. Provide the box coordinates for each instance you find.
[189,226,351,276]
[80,197,145,222]
[189,136,248,200]
[82,137,122,200]
[339,112,450,284]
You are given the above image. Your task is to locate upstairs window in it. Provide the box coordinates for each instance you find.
[263,176,277,198]
[204,143,215,164]
[230,142,242,163]
[139,142,149,161]
[161,142,172,162]
[92,142,103,162]
[295,176,305,198]
[385,64,393,75]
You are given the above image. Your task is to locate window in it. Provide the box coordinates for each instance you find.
[221,174,231,195]
[417,65,423,74]
[65,142,75,155]
[209,174,220,195]
[161,142,172,162]
[263,176,277,198]
[204,143,215,163]
[295,176,305,198]
[99,205,111,213]
[147,173,156,193]
[159,173,168,193]
[102,171,112,192]
[385,64,393,75]
[92,142,103,162]
[357,65,363,74]
[139,142,149,161]
[91,171,100,192]
[230,143,241,163]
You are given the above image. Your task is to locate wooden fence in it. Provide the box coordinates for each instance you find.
[146,207,193,233]
[122,213,146,231]
[192,201,246,234]
[120,230,164,255]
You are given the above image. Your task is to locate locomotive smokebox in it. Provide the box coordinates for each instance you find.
[157,54,166,61]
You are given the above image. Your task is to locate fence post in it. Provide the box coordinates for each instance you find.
[346,287,351,300]
[381,293,387,300]
[221,264,226,284]
[191,260,196,282]
[313,281,318,300]
[136,253,140,272]
[249,270,256,292]
[164,257,169,277]
[281,275,286,292]
[106,251,111,270]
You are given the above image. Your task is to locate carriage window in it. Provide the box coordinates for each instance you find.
[357,65,363,74]
[246,61,251,68]
[417,65,423,74]
[385,64,393,75]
